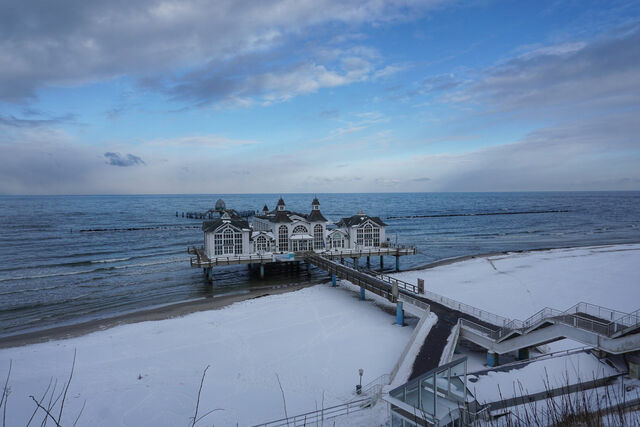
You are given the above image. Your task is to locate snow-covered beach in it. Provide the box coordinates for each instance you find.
[1,243,639,426]
[0,284,414,426]
[393,243,640,320]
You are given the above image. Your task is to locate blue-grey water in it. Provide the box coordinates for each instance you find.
[1,192,639,338]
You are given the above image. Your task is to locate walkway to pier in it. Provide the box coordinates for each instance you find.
[459,302,640,358]
[306,253,640,373]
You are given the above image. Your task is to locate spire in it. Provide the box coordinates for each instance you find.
[277,197,286,211]
[311,196,320,211]
[262,204,269,213]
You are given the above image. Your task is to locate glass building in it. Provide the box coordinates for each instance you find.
[385,358,476,426]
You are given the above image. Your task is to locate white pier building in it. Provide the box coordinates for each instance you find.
[189,197,416,279]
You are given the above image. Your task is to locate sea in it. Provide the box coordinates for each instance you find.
[1,192,639,338]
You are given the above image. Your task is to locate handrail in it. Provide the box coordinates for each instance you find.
[313,252,640,342]
[251,397,371,427]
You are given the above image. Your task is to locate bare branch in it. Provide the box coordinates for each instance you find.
[0,359,11,420]
[29,396,62,427]
[275,373,289,424]
[72,400,86,427]
[58,349,77,423]
[191,365,210,427]
[26,377,52,427]
[194,407,224,424]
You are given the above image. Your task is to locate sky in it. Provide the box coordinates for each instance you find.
[0,0,639,195]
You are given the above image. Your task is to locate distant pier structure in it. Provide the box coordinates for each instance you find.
[178,198,256,220]
[188,197,416,283]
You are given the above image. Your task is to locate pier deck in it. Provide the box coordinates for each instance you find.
[189,246,417,268]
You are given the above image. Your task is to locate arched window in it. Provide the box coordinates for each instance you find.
[223,229,235,254]
[278,225,288,251]
[292,225,308,234]
[313,224,323,250]
[256,235,267,252]
[364,224,373,247]
[331,234,344,249]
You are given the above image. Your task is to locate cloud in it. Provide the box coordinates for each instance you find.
[0,113,75,127]
[157,46,383,106]
[460,22,640,113]
[104,152,146,167]
[422,73,462,93]
[147,135,258,148]
[0,0,450,102]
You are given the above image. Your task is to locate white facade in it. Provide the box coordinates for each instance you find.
[202,199,388,258]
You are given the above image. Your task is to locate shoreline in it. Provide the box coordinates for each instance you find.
[3,242,637,350]
[0,281,318,349]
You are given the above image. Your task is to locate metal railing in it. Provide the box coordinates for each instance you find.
[304,253,395,301]
[421,288,511,328]
[344,259,512,328]
[461,300,640,343]
[251,398,371,427]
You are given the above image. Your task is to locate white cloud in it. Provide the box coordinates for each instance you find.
[0,0,450,101]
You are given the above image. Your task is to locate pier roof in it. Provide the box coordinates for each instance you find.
[336,213,386,228]
[202,217,250,233]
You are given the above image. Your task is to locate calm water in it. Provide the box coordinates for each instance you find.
[1,192,639,337]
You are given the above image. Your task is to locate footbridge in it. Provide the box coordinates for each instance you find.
[303,252,430,324]
[307,252,640,367]
[459,302,640,362]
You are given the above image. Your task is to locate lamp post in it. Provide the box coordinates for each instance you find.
[356,368,364,394]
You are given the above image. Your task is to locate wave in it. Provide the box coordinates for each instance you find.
[387,209,570,219]
[0,258,185,282]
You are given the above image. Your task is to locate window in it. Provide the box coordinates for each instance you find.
[360,223,380,247]
[313,224,323,250]
[292,225,308,234]
[213,226,243,255]
[214,233,223,255]
[364,224,373,247]
[256,235,267,252]
[278,226,288,251]
[234,232,243,254]
[356,228,363,246]
[223,229,234,254]
[331,234,344,249]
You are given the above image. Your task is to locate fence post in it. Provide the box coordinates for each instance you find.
[417,278,424,294]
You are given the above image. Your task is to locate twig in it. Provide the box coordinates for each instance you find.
[73,400,86,427]
[194,407,223,424]
[29,396,62,427]
[191,365,210,427]
[58,349,77,423]
[275,373,289,424]
[26,377,52,427]
[0,359,11,427]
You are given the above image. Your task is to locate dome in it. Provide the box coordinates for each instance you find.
[215,198,226,211]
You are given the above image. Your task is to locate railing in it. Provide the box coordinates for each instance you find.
[305,253,394,301]
[612,308,640,335]
[376,273,419,294]
[251,398,371,427]
[398,293,430,312]
[315,252,640,343]
[421,288,511,328]
[321,246,416,257]
[461,300,640,343]
[459,319,498,338]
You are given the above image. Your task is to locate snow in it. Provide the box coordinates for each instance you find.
[0,284,413,427]
[469,352,619,404]
[393,244,640,320]
[389,313,438,387]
